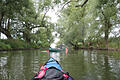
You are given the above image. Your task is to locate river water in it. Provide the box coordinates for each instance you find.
[0,49,120,80]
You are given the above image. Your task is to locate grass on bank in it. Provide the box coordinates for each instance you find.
[0,39,38,49]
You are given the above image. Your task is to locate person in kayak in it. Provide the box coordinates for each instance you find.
[32,57,74,80]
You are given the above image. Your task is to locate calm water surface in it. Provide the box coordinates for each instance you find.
[0,49,120,80]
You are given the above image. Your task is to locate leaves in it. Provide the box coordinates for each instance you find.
[0,0,56,46]
[57,0,120,48]
[0,0,120,48]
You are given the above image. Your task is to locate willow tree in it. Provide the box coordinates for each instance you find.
[79,0,119,48]
[98,0,118,48]
[57,1,88,49]
[57,0,120,49]
[88,0,119,48]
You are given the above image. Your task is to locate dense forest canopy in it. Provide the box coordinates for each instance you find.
[0,0,120,49]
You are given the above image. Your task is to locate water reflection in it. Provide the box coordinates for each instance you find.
[0,56,8,67]
[49,52,66,61]
[62,50,120,80]
[0,50,120,80]
[49,52,61,61]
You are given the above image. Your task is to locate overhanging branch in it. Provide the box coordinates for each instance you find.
[75,0,88,7]
[61,0,78,10]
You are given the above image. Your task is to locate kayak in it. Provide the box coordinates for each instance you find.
[32,57,74,80]
[49,48,68,52]
[49,48,62,52]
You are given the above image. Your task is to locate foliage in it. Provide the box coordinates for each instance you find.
[57,1,89,49]
[0,39,39,49]
[0,0,56,48]
[0,0,120,49]
[57,0,120,49]
[31,26,54,47]
[0,41,11,49]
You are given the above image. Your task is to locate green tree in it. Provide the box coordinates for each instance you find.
[0,0,29,39]
[88,0,119,48]
[57,2,88,49]
[0,0,55,44]
[57,0,120,49]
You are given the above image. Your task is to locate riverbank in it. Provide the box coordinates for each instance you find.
[0,47,51,52]
[0,47,120,52]
[79,47,120,51]
[0,39,50,52]
[0,47,41,52]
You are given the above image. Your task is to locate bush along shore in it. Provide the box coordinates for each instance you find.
[78,47,120,51]
[0,39,120,52]
[0,39,48,51]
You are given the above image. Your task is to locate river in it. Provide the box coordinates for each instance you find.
[0,49,120,80]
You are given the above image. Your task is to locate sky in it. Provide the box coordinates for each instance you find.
[46,6,60,48]
[0,33,7,39]
[51,31,60,48]
[47,6,60,23]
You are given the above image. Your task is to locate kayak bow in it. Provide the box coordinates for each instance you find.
[32,57,74,80]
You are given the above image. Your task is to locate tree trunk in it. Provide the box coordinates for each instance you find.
[102,10,111,49]
[0,13,13,39]
[0,27,12,39]
[69,41,79,49]
[23,23,31,43]
[105,27,109,48]
[104,20,112,49]
[23,30,31,43]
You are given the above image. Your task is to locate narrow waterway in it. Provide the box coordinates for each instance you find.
[0,49,120,80]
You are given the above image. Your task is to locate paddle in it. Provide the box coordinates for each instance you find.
[65,48,68,55]
[41,50,49,53]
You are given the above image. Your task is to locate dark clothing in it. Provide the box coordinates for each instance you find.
[32,67,74,80]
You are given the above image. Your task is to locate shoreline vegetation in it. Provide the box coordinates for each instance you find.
[0,47,119,52]
[0,0,120,52]
[0,39,49,52]
[0,39,119,52]
[79,47,120,51]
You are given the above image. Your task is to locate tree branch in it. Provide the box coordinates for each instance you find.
[61,0,78,10]
[75,0,88,7]
[41,8,50,26]
[81,0,88,7]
